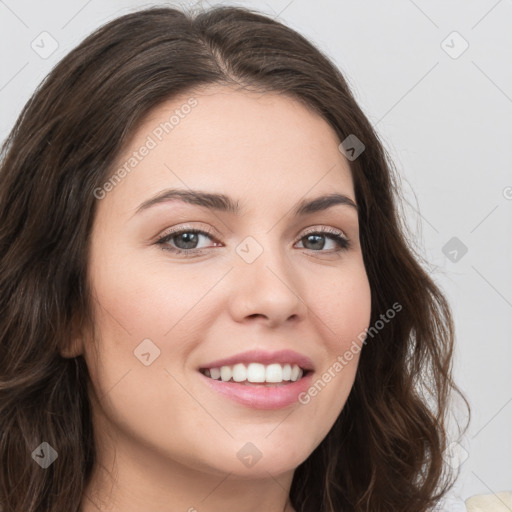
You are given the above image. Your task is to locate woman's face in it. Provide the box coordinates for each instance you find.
[79,85,371,481]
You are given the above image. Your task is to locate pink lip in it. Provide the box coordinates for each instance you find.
[199,371,314,409]
[199,349,314,371]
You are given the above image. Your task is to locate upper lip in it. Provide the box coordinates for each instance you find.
[199,349,314,371]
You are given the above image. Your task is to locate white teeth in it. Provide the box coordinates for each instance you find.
[247,363,266,382]
[232,363,246,382]
[203,363,305,384]
[282,363,292,381]
[220,366,232,382]
[265,363,283,382]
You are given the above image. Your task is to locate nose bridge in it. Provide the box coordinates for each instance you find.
[235,230,288,279]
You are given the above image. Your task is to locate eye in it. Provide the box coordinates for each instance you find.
[295,227,350,252]
[155,225,351,257]
[156,226,219,256]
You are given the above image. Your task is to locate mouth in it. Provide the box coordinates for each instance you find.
[199,363,311,386]
[197,349,315,409]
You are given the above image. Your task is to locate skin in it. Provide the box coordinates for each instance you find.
[66,85,372,512]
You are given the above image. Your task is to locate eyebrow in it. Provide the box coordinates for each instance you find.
[134,189,358,217]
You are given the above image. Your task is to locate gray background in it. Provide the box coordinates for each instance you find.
[1,0,511,502]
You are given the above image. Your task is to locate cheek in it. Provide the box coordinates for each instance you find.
[87,239,223,350]
[311,257,372,347]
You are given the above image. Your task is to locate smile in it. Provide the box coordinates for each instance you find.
[197,349,314,409]
[200,362,306,384]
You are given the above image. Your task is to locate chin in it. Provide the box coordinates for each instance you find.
[202,436,314,478]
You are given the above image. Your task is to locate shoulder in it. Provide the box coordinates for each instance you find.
[438,491,512,512]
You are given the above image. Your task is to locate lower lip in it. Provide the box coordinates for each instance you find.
[199,371,314,409]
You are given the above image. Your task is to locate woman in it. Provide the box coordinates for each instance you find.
[0,5,469,511]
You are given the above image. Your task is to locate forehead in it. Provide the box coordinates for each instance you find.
[105,85,355,215]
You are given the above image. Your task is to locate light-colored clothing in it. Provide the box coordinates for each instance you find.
[465,491,512,511]
[439,491,512,511]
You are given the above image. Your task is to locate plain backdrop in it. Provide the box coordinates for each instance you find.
[1,0,511,502]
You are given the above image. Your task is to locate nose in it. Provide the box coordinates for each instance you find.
[227,236,307,328]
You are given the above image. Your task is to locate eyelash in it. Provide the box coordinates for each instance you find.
[155,225,351,258]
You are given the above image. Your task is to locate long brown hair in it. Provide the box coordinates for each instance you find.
[0,5,469,511]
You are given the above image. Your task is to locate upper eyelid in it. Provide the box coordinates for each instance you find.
[300,225,348,238]
[157,224,218,241]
